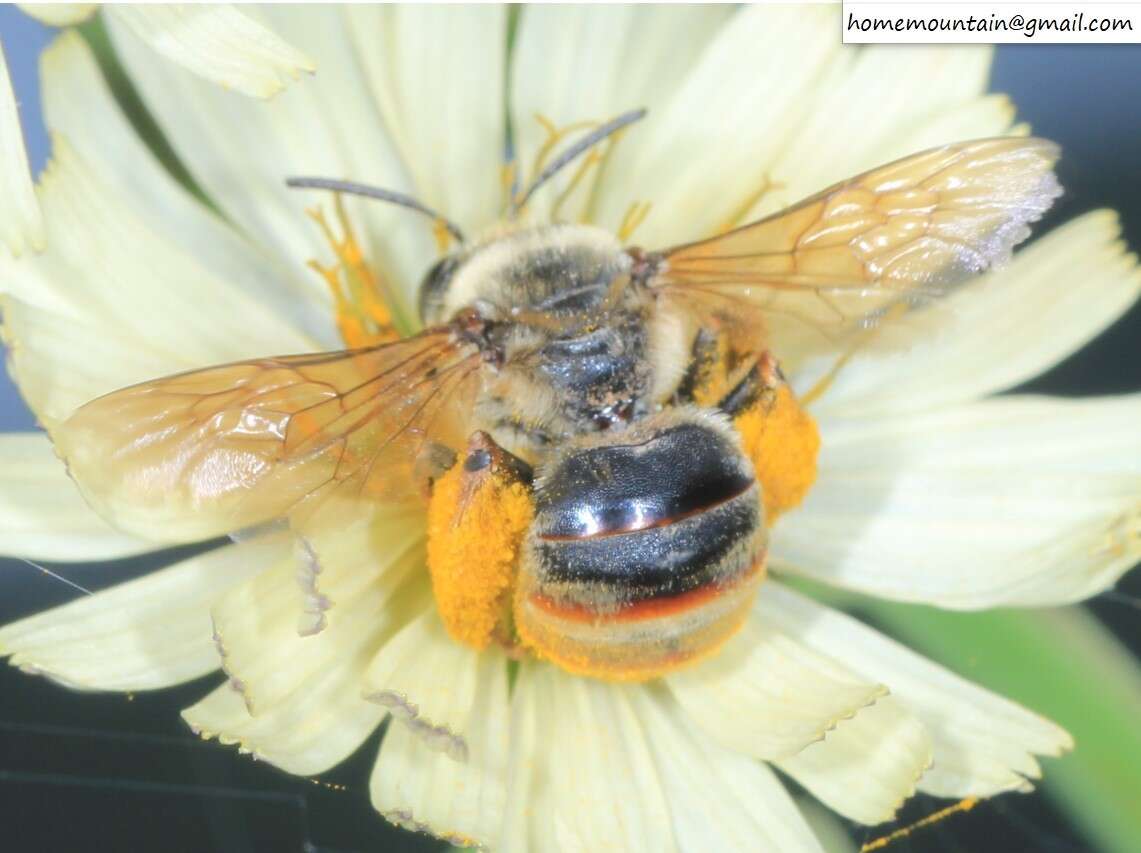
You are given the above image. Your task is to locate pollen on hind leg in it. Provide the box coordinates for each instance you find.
[426,433,535,650]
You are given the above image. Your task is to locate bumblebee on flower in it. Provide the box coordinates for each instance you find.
[1,6,1140,851]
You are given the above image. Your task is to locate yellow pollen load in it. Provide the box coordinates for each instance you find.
[426,453,535,650]
[734,384,821,523]
[307,197,401,348]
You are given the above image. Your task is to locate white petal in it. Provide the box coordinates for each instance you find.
[510,5,730,223]
[666,614,886,760]
[759,583,1072,798]
[107,7,434,327]
[800,212,1141,419]
[106,5,315,99]
[0,432,151,561]
[744,44,1000,223]
[17,5,97,27]
[591,5,843,247]
[183,649,384,777]
[362,610,482,760]
[369,643,509,848]
[0,536,283,691]
[776,697,933,825]
[0,42,44,255]
[776,394,1141,608]
[2,295,192,428]
[632,685,824,852]
[211,508,425,714]
[36,30,329,345]
[348,6,506,233]
[0,137,319,424]
[501,664,675,852]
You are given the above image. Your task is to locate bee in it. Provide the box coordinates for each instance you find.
[52,110,1061,681]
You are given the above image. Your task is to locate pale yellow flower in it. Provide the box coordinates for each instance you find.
[0,40,44,255]
[2,7,1140,850]
[1,4,311,254]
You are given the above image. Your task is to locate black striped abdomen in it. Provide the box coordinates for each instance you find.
[514,411,765,681]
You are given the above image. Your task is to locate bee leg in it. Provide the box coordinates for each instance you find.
[715,351,781,417]
[425,431,535,651]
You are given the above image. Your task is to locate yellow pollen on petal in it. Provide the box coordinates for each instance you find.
[426,446,534,650]
[306,196,401,348]
[734,383,821,523]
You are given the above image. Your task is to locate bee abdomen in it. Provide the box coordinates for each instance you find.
[515,412,765,681]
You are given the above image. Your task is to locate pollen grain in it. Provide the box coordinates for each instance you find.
[426,455,534,650]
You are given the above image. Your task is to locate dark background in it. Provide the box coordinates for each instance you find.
[1,9,1139,852]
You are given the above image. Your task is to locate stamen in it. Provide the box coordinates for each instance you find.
[514,109,646,218]
[550,148,602,222]
[861,797,979,852]
[305,197,402,348]
[528,113,596,189]
[800,302,909,409]
[618,201,653,242]
[715,174,785,235]
[500,159,519,215]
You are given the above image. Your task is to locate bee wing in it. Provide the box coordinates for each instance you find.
[652,138,1061,350]
[53,328,484,543]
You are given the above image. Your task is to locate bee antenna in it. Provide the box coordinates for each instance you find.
[511,108,647,215]
[285,177,466,245]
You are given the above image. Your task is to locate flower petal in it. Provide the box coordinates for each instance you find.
[743,44,1000,224]
[776,394,1141,608]
[0,42,44,255]
[17,4,97,27]
[666,615,886,760]
[2,295,189,428]
[105,7,434,329]
[183,650,384,777]
[0,536,282,691]
[591,4,842,248]
[369,643,509,849]
[759,582,1073,798]
[211,508,425,715]
[36,30,329,345]
[632,685,825,852]
[362,610,483,759]
[0,431,152,560]
[0,137,319,424]
[776,696,933,825]
[347,6,506,234]
[105,5,315,99]
[800,212,1141,419]
[510,5,731,223]
[501,664,675,851]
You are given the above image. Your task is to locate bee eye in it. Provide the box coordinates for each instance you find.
[418,254,461,325]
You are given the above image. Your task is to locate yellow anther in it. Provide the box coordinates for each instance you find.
[305,197,401,348]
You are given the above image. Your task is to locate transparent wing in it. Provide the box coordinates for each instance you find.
[53,329,484,543]
[653,138,1061,351]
